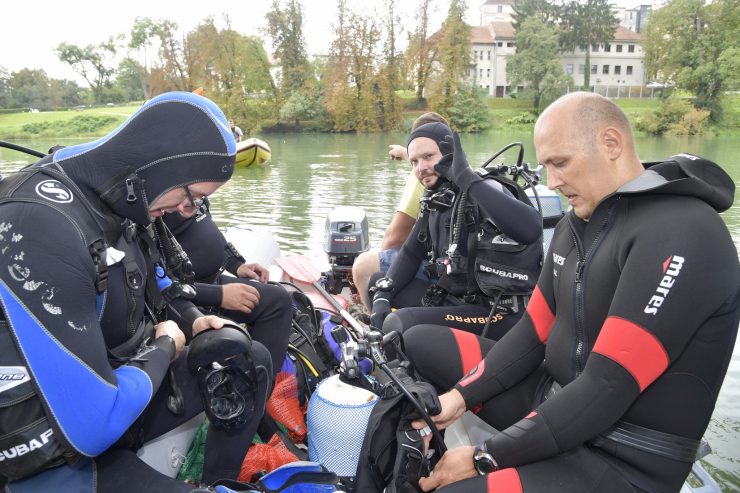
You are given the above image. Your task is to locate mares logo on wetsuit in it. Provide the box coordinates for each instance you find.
[35,180,73,204]
[644,255,685,315]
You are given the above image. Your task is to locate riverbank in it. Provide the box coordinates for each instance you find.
[1,96,738,140]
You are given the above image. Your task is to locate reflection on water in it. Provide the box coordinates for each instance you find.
[1,131,739,489]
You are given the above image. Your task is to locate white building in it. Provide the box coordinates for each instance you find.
[465,0,648,97]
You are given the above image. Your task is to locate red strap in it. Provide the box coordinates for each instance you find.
[487,468,523,492]
[526,285,554,344]
[592,316,669,392]
[452,329,482,375]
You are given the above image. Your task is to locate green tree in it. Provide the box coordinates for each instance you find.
[56,40,117,104]
[0,67,10,109]
[405,0,439,105]
[128,17,165,99]
[507,17,571,113]
[429,0,471,115]
[642,0,740,120]
[376,0,403,130]
[511,0,560,32]
[113,58,146,102]
[446,85,491,132]
[560,0,619,89]
[265,0,312,98]
[7,69,52,110]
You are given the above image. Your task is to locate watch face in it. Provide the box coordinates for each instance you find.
[376,277,393,291]
[474,449,496,475]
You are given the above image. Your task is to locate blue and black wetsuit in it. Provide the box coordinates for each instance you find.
[0,92,271,491]
[381,175,543,340]
[403,156,739,492]
[164,206,291,374]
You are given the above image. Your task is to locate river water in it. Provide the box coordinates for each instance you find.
[1,131,738,490]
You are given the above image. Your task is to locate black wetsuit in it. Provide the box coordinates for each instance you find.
[0,93,271,492]
[403,156,740,492]
[164,206,291,374]
[381,177,542,340]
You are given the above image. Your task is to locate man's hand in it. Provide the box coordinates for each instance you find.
[418,445,477,492]
[191,314,231,337]
[154,320,185,359]
[236,262,270,283]
[434,132,481,192]
[221,283,260,314]
[388,144,408,161]
[412,388,467,432]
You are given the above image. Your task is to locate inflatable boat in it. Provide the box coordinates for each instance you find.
[235,138,271,167]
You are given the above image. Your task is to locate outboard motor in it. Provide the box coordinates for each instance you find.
[322,206,370,297]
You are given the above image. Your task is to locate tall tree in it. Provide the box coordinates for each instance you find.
[377,0,403,130]
[511,0,560,32]
[560,0,619,89]
[507,16,571,113]
[405,0,438,105]
[128,17,164,99]
[56,39,117,104]
[642,0,740,120]
[265,0,312,97]
[430,0,471,115]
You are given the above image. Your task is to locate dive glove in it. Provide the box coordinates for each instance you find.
[434,132,481,193]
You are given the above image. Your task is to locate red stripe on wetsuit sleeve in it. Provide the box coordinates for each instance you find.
[487,468,523,492]
[526,285,554,344]
[592,316,669,392]
[452,329,483,375]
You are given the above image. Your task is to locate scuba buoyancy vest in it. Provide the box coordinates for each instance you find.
[0,166,116,480]
[421,170,543,305]
[0,165,168,481]
[353,360,443,493]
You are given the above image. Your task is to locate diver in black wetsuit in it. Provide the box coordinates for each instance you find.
[0,92,272,492]
[164,204,291,374]
[370,123,543,340]
[405,92,739,493]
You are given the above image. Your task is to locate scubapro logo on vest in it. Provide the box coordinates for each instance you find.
[35,180,73,204]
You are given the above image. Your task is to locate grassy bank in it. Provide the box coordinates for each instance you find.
[1,96,738,140]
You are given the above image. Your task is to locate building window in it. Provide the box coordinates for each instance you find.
[578,64,585,74]
[497,5,503,12]
[566,63,574,75]
[614,65,621,75]
[507,42,514,47]
[592,44,599,52]
[626,65,633,75]
[479,51,483,60]
[591,65,597,74]
[497,41,503,47]
[487,68,491,78]
[603,65,610,74]
[616,44,623,52]
[479,68,483,78]
[516,85,524,92]
[487,51,491,60]
[604,44,611,52]
[474,50,477,59]
[628,44,635,53]
[467,69,472,77]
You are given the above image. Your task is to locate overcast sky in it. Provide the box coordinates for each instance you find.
[1,0,644,85]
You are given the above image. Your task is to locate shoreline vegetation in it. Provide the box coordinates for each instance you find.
[1,95,738,141]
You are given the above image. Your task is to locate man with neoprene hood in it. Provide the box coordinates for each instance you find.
[0,92,272,492]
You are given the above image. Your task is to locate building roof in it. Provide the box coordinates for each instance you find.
[440,21,639,45]
[482,0,514,5]
[613,26,642,41]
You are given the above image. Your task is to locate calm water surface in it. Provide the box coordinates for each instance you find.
[1,131,738,489]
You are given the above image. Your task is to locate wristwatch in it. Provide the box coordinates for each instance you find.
[370,276,394,297]
[473,444,498,475]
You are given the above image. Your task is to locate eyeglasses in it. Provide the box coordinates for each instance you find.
[183,185,206,210]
